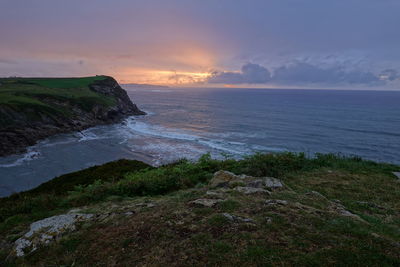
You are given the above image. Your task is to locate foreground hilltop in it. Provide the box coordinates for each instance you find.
[1,153,399,265]
[0,76,145,156]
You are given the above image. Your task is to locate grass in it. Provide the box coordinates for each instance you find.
[0,76,116,127]
[1,152,399,266]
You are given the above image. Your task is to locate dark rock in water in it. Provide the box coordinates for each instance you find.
[0,76,145,157]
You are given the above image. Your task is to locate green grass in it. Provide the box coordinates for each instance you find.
[1,152,399,266]
[0,159,152,231]
[0,76,116,127]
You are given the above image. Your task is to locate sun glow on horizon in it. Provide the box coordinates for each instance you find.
[115,68,213,86]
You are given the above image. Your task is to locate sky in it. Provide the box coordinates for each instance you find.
[1,0,400,88]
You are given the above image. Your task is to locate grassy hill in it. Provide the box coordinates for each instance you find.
[0,76,115,128]
[0,75,144,157]
[1,153,400,266]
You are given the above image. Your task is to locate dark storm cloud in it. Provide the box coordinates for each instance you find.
[208,63,271,84]
[272,62,381,85]
[208,62,397,86]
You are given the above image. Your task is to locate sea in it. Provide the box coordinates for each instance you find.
[1,86,399,197]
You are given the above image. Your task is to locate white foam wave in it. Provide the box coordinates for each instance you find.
[76,130,102,142]
[123,117,276,156]
[0,150,41,168]
[124,118,200,142]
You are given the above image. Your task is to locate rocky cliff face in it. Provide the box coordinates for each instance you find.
[0,76,145,157]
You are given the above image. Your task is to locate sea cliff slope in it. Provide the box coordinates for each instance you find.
[0,76,145,156]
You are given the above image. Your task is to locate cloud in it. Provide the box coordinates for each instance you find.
[208,63,271,84]
[0,59,17,65]
[379,69,399,81]
[207,62,397,86]
[272,62,381,85]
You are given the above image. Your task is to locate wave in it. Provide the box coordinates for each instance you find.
[0,150,41,168]
[76,129,104,142]
[123,117,280,156]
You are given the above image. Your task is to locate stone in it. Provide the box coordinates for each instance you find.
[393,172,400,180]
[264,177,284,189]
[265,217,273,223]
[190,198,223,207]
[356,201,385,210]
[265,199,288,206]
[135,202,156,208]
[246,179,264,188]
[222,213,235,221]
[306,191,328,200]
[222,213,254,223]
[234,186,270,195]
[371,233,380,238]
[206,190,224,198]
[14,213,93,257]
[210,171,238,187]
[329,202,367,223]
[124,211,134,216]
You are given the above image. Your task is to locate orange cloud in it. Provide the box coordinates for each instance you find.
[115,68,211,85]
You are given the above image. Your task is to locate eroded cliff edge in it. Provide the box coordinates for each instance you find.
[0,76,145,157]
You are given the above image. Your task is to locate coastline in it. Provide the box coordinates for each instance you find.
[0,76,146,157]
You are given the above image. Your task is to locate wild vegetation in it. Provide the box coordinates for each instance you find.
[0,75,144,157]
[0,76,115,127]
[1,153,399,266]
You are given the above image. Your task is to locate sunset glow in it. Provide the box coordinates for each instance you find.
[0,0,399,88]
[115,68,212,85]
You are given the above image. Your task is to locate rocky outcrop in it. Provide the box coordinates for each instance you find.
[14,213,94,257]
[0,76,145,157]
[209,170,284,191]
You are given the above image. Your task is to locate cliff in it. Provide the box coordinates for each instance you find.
[0,76,145,156]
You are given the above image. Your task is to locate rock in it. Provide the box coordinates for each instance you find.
[0,76,145,158]
[210,171,238,187]
[234,186,270,195]
[371,233,380,238]
[205,190,224,198]
[190,198,223,207]
[356,201,385,210]
[135,202,156,208]
[14,213,93,257]
[246,179,264,188]
[265,217,273,223]
[68,208,83,214]
[222,213,235,221]
[265,199,288,206]
[264,177,284,189]
[328,202,367,223]
[222,213,254,223]
[306,191,328,200]
[393,172,400,180]
[210,171,284,192]
[124,211,134,216]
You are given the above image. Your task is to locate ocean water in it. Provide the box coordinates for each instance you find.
[0,87,399,196]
